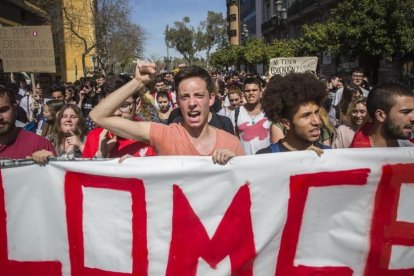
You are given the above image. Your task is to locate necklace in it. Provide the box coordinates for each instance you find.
[247,111,261,125]
[248,113,258,124]
[245,104,262,125]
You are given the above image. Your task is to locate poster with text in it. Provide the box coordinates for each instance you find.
[269,56,318,76]
[0,25,56,73]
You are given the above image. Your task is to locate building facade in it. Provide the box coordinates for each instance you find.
[227,0,240,45]
[58,0,96,82]
[226,0,412,85]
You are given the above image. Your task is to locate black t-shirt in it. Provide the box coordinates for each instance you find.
[256,142,290,154]
[169,110,235,135]
[81,94,100,118]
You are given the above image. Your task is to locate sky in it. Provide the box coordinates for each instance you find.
[130,0,227,60]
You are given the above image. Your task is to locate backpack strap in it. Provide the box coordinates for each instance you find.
[269,143,281,153]
[234,107,240,138]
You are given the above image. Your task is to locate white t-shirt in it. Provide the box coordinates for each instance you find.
[230,106,272,155]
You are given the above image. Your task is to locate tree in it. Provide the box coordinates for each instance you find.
[209,38,298,70]
[243,38,268,65]
[93,0,146,74]
[296,23,337,55]
[165,17,201,65]
[267,39,298,59]
[210,44,244,70]
[196,11,228,68]
[96,0,145,74]
[300,0,414,84]
[32,0,146,76]
[61,0,98,76]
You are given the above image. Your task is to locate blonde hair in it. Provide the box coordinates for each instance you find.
[319,108,336,145]
[345,96,368,127]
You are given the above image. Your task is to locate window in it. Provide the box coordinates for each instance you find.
[230,14,237,21]
[230,30,237,37]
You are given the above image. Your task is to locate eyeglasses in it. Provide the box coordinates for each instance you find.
[352,74,364,79]
[118,102,134,113]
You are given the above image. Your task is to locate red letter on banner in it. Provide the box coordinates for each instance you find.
[365,164,414,275]
[65,172,147,276]
[0,170,62,275]
[166,184,255,275]
[276,169,370,276]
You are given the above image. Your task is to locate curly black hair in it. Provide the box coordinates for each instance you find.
[262,73,328,123]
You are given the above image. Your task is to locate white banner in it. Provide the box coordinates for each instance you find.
[1,148,414,275]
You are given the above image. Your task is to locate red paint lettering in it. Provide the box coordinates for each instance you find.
[65,172,147,275]
[365,164,414,275]
[166,184,255,275]
[276,169,370,276]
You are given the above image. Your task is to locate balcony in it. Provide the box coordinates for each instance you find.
[226,0,239,6]
[261,18,275,33]
[288,0,319,16]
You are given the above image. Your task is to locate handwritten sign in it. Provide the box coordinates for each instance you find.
[269,56,318,76]
[0,25,56,73]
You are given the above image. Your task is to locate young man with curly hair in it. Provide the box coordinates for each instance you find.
[256,73,329,154]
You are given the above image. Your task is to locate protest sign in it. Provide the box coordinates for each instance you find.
[1,148,414,275]
[0,25,56,73]
[269,56,318,76]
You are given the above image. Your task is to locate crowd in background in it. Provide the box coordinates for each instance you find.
[0,64,413,163]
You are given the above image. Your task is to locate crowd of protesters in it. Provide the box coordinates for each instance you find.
[0,64,413,164]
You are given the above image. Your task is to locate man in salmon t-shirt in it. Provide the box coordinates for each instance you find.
[90,65,244,164]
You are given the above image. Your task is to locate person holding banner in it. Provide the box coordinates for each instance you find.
[0,85,56,159]
[350,83,414,148]
[90,64,244,164]
[257,73,329,154]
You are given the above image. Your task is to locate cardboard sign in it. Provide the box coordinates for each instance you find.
[1,148,414,275]
[0,25,56,73]
[269,56,318,76]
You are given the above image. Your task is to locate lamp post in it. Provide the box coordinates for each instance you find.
[240,23,249,71]
[241,23,249,45]
[271,0,287,39]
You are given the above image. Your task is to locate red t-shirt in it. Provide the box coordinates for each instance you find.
[350,123,372,148]
[82,127,156,158]
[0,128,56,159]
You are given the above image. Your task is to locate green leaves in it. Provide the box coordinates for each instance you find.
[164,11,227,66]
[165,17,198,64]
[210,38,297,68]
[322,0,414,58]
[210,0,414,70]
